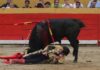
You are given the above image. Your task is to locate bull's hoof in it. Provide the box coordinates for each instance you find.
[73,60,77,63]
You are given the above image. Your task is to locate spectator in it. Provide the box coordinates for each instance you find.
[54,0,59,8]
[62,0,73,8]
[23,0,31,8]
[96,1,100,8]
[0,0,18,8]
[87,0,99,8]
[35,0,45,8]
[44,1,51,8]
[73,0,83,8]
[38,0,45,4]
[51,0,62,8]
[35,3,44,8]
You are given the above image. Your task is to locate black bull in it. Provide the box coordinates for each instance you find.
[28,18,85,62]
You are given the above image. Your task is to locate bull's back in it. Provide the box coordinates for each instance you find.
[49,18,85,29]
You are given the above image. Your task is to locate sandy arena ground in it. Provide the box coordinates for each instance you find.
[0,45,100,70]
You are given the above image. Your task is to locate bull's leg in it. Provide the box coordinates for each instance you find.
[66,29,80,63]
[69,39,79,63]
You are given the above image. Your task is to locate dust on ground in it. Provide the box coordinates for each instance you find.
[0,45,100,70]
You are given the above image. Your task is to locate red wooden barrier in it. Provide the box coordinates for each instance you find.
[0,14,100,40]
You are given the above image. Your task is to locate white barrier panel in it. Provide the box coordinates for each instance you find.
[61,40,98,44]
[0,40,98,44]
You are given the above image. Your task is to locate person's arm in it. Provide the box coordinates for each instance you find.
[42,45,49,56]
